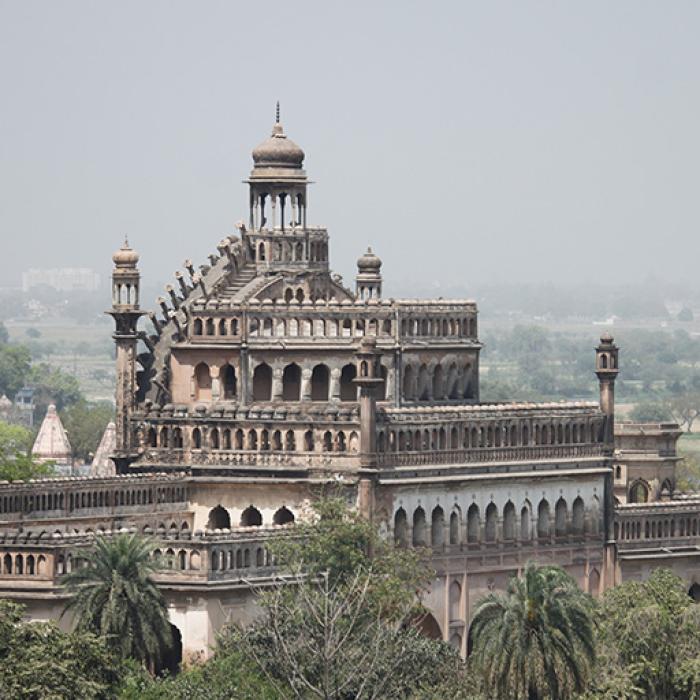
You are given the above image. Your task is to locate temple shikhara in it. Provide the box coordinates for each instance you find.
[0,111,693,663]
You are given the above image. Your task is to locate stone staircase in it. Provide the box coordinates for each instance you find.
[220,264,257,298]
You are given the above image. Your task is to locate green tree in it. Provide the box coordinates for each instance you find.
[588,568,700,700]
[0,420,52,481]
[117,652,280,700]
[0,344,31,398]
[29,363,83,418]
[269,494,432,619]
[60,401,114,461]
[62,533,172,671]
[470,563,595,700]
[228,569,464,700]
[0,599,121,699]
[628,400,672,423]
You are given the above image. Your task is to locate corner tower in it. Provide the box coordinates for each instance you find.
[108,239,144,466]
[595,332,619,452]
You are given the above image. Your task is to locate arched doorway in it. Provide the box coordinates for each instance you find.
[207,505,231,530]
[159,623,182,676]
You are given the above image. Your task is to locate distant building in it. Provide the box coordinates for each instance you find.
[31,404,72,474]
[13,387,35,428]
[22,267,100,293]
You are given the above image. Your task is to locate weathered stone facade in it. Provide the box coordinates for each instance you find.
[0,113,695,661]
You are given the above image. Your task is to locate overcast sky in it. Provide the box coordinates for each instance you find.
[1,1,698,295]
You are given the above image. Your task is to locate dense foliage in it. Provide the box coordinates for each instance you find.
[0,420,52,481]
[62,534,173,670]
[481,325,700,404]
[0,600,120,700]
[584,568,700,699]
[470,563,595,699]
[60,400,114,461]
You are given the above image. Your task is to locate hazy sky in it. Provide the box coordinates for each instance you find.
[1,1,699,295]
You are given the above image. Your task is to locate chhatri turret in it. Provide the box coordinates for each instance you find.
[243,103,329,275]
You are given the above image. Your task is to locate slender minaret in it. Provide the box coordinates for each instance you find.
[354,338,383,521]
[108,239,144,467]
[595,332,619,452]
[596,332,619,588]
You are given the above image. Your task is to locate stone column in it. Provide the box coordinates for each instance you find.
[330,367,341,401]
[301,367,312,401]
[271,367,283,401]
[210,366,221,401]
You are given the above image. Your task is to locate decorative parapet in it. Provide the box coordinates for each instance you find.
[615,499,700,549]
[0,526,294,587]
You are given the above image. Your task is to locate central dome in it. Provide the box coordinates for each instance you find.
[252,122,305,169]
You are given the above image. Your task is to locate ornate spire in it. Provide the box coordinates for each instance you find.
[276,100,280,124]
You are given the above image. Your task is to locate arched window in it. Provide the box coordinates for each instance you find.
[192,428,202,449]
[449,580,461,622]
[273,506,294,525]
[193,318,203,335]
[339,364,357,401]
[282,363,301,401]
[467,504,480,543]
[210,428,220,450]
[432,364,444,400]
[205,318,215,336]
[252,363,272,401]
[537,500,550,539]
[555,498,567,537]
[629,481,650,504]
[403,365,415,400]
[572,497,585,535]
[148,428,157,448]
[222,364,237,399]
[173,427,183,448]
[413,507,427,546]
[285,430,296,451]
[194,363,212,402]
[304,430,314,452]
[222,428,231,450]
[207,505,231,530]
[240,505,262,527]
[390,508,407,548]
[503,501,516,540]
[431,506,445,547]
[485,503,497,542]
[311,364,330,401]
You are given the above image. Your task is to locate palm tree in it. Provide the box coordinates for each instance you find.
[62,532,172,670]
[469,562,595,700]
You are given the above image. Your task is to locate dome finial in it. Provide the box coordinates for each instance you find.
[276,100,280,124]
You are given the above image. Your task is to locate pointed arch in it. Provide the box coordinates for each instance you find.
[394,508,408,547]
[431,505,445,547]
[413,507,427,546]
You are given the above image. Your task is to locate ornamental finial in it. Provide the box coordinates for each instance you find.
[276,101,280,124]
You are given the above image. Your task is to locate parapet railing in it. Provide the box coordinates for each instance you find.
[615,500,700,548]
[0,526,292,586]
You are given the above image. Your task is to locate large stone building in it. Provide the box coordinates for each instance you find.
[0,113,695,663]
